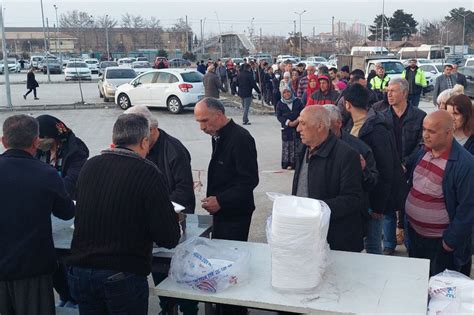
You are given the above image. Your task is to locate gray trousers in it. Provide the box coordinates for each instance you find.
[0,274,55,315]
[241,97,252,123]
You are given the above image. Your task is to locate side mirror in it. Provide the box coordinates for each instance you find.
[466,75,473,80]
[98,72,102,77]
[133,81,141,87]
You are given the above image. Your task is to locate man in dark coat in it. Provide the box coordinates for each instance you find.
[194,97,258,315]
[382,79,426,251]
[292,106,365,252]
[24,68,39,100]
[344,84,406,255]
[203,64,226,99]
[0,115,75,315]
[35,115,89,308]
[452,64,467,88]
[236,63,261,125]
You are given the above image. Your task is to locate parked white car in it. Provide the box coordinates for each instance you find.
[98,67,137,102]
[84,58,99,74]
[0,58,21,73]
[305,56,328,63]
[64,62,92,81]
[115,69,204,114]
[130,61,154,75]
[117,58,134,67]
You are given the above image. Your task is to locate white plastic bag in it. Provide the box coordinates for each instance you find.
[266,193,331,293]
[428,269,474,314]
[169,237,250,293]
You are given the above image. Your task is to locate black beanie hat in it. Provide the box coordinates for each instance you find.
[36,115,70,140]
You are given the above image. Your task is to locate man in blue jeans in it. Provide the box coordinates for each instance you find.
[381,79,425,255]
[67,114,180,314]
[236,63,261,125]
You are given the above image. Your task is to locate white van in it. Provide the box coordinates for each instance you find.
[30,55,44,69]
[398,45,445,63]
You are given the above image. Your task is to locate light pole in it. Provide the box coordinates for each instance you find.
[53,4,61,64]
[40,0,51,83]
[454,12,473,59]
[0,4,12,108]
[294,10,306,58]
[105,14,110,60]
[214,11,222,58]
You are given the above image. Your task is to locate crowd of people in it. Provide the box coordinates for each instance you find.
[1,55,473,315]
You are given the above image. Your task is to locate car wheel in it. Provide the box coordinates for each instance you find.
[103,96,109,102]
[167,96,183,114]
[117,93,131,109]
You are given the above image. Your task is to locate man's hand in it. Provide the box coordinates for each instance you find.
[370,212,383,220]
[289,120,299,127]
[360,154,366,171]
[201,196,221,214]
[442,240,454,252]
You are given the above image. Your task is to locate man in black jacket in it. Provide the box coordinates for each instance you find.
[292,106,365,252]
[195,97,259,315]
[68,114,180,314]
[125,106,195,214]
[0,115,75,315]
[344,84,406,255]
[236,63,261,125]
[382,78,426,252]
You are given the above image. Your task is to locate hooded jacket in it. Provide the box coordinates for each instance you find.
[346,109,407,214]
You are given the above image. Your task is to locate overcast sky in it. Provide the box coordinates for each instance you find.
[2,0,473,37]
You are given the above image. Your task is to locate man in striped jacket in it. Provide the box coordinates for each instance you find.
[406,110,474,277]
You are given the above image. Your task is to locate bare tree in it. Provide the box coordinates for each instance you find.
[145,17,163,49]
[340,30,364,53]
[121,14,146,50]
[60,10,94,51]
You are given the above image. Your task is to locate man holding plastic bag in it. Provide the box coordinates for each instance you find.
[292,106,365,252]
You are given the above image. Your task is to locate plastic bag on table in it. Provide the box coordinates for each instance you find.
[266,193,331,292]
[169,237,250,293]
[428,269,474,314]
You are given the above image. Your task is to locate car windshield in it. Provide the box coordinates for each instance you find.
[106,69,137,79]
[85,60,98,64]
[120,59,133,64]
[435,65,445,72]
[181,71,203,83]
[67,63,87,68]
[466,60,474,67]
[100,62,118,68]
[132,62,151,68]
[382,62,404,74]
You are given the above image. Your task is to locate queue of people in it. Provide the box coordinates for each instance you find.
[0,59,473,314]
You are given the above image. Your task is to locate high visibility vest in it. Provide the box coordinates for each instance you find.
[402,68,427,88]
[370,75,390,91]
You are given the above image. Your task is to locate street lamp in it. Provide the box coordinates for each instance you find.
[105,14,110,60]
[53,4,61,64]
[454,11,473,59]
[40,0,51,83]
[294,10,306,58]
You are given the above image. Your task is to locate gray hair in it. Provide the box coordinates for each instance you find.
[436,85,464,106]
[201,97,225,114]
[2,115,39,149]
[389,78,409,95]
[112,114,150,147]
[323,104,342,122]
[123,106,158,128]
[283,71,291,78]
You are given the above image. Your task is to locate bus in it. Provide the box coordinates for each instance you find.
[398,45,445,63]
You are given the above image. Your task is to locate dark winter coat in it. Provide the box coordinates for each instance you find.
[203,71,225,98]
[346,109,407,214]
[27,71,39,89]
[309,89,340,105]
[463,135,474,155]
[147,129,195,214]
[292,132,365,252]
[236,70,261,98]
[207,119,259,219]
[276,98,304,141]
[36,132,89,199]
[0,149,74,280]
[382,104,426,168]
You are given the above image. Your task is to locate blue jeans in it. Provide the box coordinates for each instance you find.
[68,267,148,315]
[241,97,252,123]
[383,211,397,250]
[364,210,383,254]
[408,94,421,107]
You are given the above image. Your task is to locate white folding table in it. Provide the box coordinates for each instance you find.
[152,239,430,314]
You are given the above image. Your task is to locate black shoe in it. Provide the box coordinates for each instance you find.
[23,95,26,100]
[34,97,39,100]
[383,248,395,256]
[243,122,251,125]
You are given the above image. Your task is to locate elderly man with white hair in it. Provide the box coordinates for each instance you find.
[292,106,365,252]
[123,105,198,314]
